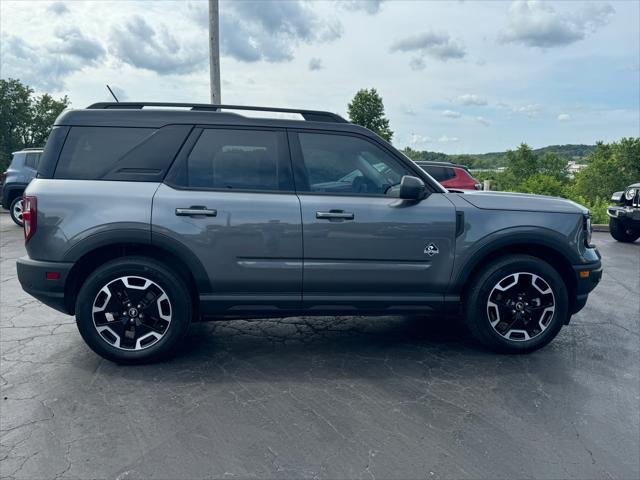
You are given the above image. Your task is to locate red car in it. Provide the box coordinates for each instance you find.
[415,161,482,190]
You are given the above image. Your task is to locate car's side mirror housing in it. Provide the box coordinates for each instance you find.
[399,175,426,200]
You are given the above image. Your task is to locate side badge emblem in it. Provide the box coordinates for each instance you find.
[424,243,439,256]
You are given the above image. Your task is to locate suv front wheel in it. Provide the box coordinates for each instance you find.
[609,217,640,243]
[464,255,568,353]
[75,257,192,364]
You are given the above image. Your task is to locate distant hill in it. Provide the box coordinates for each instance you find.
[402,144,597,170]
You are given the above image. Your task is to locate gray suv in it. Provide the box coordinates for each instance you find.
[17,102,602,363]
[1,147,43,226]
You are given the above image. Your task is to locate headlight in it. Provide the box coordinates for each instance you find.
[625,188,637,200]
[584,215,592,246]
[611,191,624,202]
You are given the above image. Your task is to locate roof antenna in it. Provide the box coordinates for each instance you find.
[106,84,119,102]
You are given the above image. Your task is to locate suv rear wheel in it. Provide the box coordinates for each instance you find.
[9,196,24,226]
[464,255,568,353]
[75,257,192,364]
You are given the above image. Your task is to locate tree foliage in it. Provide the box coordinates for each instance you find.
[0,78,70,170]
[347,88,393,142]
[568,138,640,202]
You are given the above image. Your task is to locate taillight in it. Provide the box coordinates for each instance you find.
[23,195,37,242]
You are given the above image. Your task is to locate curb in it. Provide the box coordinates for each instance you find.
[592,224,609,232]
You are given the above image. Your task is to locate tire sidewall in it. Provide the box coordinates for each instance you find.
[466,256,568,353]
[75,258,191,363]
[609,217,639,242]
[9,196,24,227]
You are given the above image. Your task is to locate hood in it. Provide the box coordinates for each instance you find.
[456,190,589,215]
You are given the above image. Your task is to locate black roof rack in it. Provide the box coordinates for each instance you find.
[87,102,348,124]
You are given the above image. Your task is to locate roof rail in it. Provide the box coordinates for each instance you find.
[87,102,348,123]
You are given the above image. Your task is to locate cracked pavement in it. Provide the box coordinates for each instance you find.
[1,212,639,479]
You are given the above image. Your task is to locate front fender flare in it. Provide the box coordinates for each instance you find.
[450,226,580,292]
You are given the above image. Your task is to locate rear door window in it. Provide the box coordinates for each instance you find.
[54,127,155,179]
[172,128,293,192]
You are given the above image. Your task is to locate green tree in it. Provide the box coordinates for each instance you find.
[347,88,393,142]
[504,143,539,181]
[0,78,70,170]
[538,152,569,182]
[519,173,565,197]
[568,138,640,202]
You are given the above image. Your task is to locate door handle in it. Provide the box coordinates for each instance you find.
[175,206,217,217]
[316,211,354,220]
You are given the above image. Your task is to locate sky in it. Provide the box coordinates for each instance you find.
[1,0,638,154]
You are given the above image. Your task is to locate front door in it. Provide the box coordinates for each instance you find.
[290,131,456,312]
[152,127,302,314]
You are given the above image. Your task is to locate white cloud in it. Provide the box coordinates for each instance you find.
[454,94,488,106]
[390,30,466,69]
[308,57,323,71]
[476,116,491,126]
[1,27,105,90]
[557,113,571,121]
[437,135,459,143]
[409,133,432,147]
[340,0,385,15]
[188,1,342,63]
[109,16,206,75]
[514,103,542,117]
[48,1,68,15]
[442,110,462,118]
[500,0,615,48]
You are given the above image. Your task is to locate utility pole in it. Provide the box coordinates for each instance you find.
[208,0,221,104]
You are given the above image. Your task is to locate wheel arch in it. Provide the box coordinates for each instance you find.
[64,238,209,316]
[454,234,579,314]
[2,184,27,208]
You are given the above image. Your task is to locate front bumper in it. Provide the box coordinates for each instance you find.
[570,258,602,316]
[607,206,640,221]
[16,257,74,315]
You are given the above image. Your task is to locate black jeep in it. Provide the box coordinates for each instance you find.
[608,182,640,243]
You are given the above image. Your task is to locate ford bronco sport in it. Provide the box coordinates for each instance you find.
[17,102,602,363]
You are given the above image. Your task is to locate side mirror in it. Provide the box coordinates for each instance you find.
[399,175,426,200]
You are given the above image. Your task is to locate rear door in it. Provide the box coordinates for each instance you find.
[152,127,303,314]
[290,131,456,312]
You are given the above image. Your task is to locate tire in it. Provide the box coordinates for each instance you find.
[609,218,640,243]
[75,256,192,364]
[9,196,24,227]
[463,254,568,353]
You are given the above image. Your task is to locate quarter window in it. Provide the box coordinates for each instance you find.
[180,129,291,191]
[55,127,155,180]
[24,153,41,169]
[296,133,411,196]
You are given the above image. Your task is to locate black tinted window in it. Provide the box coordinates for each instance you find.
[182,129,290,191]
[55,127,155,179]
[296,133,410,195]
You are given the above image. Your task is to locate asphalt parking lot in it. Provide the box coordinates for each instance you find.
[1,212,638,480]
